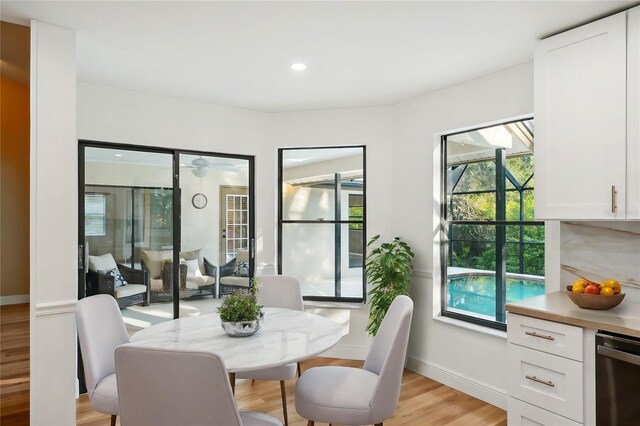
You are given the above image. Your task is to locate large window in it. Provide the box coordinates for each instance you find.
[278,146,366,301]
[441,119,544,330]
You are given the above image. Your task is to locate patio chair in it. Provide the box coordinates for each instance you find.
[86,253,149,308]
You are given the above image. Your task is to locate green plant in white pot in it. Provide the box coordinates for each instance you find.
[218,279,264,337]
[365,235,415,336]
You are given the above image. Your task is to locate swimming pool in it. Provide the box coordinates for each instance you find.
[446,274,544,318]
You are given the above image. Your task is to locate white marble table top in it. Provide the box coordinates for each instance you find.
[130,308,345,373]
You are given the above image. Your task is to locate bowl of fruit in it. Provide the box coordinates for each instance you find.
[566,278,625,310]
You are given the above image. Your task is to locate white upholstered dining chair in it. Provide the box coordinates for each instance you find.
[295,295,414,426]
[235,275,304,425]
[76,294,129,426]
[114,345,282,426]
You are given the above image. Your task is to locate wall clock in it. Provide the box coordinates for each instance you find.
[192,193,208,209]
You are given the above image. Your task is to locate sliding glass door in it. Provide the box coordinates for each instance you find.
[79,142,254,328]
[81,145,176,330]
[177,153,253,316]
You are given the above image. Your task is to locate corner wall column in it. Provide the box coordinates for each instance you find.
[30,20,78,424]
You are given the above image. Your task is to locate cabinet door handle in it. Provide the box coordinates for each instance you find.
[611,185,617,213]
[525,375,555,387]
[525,331,555,341]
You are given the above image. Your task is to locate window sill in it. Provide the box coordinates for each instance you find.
[433,314,507,339]
[303,300,365,310]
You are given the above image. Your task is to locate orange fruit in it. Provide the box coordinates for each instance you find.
[572,283,585,293]
[573,278,589,287]
[600,287,615,296]
[602,279,621,294]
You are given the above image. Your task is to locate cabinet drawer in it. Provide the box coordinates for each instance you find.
[508,314,583,361]
[508,344,583,423]
[508,397,582,426]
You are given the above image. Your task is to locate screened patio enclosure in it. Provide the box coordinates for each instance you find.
[443,119,545,328]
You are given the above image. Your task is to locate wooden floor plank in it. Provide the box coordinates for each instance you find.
[0,304,30,426]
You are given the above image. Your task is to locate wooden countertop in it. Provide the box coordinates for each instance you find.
[506,291,640,337]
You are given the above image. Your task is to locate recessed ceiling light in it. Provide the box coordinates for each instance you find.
[115,154,123,157]
[291,63,307,71]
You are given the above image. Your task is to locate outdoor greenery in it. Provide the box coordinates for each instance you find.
[448,154,544,276]
[218,280,263,322]
[365,235,414,336]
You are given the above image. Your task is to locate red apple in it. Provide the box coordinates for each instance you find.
[584,284,600,295]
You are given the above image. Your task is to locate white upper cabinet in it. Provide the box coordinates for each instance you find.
[534,10,637,219]
[628,7,640,219]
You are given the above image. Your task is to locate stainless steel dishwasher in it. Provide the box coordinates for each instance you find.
[596,331,640,426]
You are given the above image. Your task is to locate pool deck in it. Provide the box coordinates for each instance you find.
[448,266,544,282]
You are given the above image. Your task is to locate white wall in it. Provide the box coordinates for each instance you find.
[30,20,77,424]
[391,62,535,408]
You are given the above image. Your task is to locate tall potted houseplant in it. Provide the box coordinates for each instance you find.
[365,235,414,336]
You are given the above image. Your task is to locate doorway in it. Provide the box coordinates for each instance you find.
[219,185,249,265]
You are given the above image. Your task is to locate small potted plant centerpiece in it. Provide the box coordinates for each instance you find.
[218,278,264,337]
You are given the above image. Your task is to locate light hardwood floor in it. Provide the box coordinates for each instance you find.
[0,304,30,426]
[1,303,507,426]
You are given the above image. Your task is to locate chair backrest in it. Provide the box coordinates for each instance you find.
[115,345,242,426]
[76,294,129,401]
[363,295,414,421]
[256,275,303,311]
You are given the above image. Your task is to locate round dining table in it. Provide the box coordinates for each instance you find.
[130,307,345,373]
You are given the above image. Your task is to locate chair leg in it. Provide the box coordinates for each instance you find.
[110,415,117,426]
[297,361,302,377]
[229,373,235,395]
[306,421,314,426]
[251,379,255,385]
[375,423,383,426]
[280,380,288,426]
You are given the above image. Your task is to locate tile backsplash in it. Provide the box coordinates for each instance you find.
[560,221,640,303]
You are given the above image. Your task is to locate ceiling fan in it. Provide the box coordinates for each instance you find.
[183,157,242,177]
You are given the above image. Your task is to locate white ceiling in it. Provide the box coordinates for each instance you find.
[1,1,634,112]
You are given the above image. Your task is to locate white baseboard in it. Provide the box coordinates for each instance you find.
[0,294,30,305]
[321,344,368,360]
[406,356,507,410]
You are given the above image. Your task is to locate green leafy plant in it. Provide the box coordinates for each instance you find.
[366,235,414,336]
[218,278,263,322]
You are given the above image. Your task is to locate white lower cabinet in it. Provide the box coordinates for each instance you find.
[508,398,582,426]
[508,314,585,425]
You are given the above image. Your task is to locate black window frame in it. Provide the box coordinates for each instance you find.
[440,118,544,331]
[277,145,367,303]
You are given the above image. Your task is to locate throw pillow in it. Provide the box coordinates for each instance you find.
[99,267,128,287]
[233,260,249,277]
[88,253,118,273]
[184,259,203,278]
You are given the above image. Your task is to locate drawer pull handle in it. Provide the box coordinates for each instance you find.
[525,375,555,387]
[525,331,555,341]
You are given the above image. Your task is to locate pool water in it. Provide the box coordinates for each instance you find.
[447,275,544,318]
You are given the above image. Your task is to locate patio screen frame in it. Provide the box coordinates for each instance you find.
[439,118,544,331]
